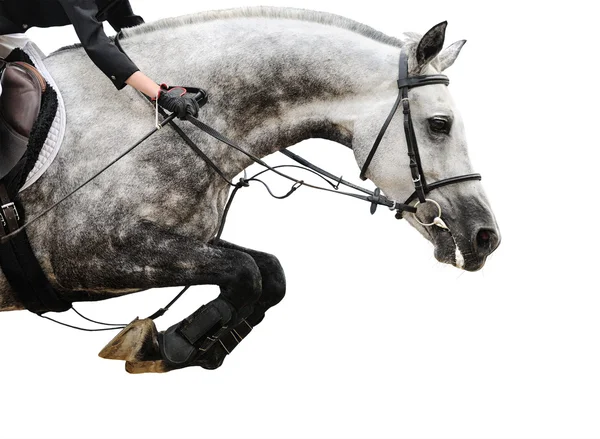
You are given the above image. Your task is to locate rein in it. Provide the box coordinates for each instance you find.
[0,93,407,246]
[1,90,397,330]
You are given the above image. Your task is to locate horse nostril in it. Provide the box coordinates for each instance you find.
[475,228,499,255]
[478,230,490,244]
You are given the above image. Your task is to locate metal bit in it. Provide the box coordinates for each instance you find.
[433,216,449,230]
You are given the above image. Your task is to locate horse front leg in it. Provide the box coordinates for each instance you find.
[156,243,264,370]
[191,239,287,370]
[84,228,263,372]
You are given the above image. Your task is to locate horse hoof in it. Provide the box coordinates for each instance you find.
[98,318,160,362]
[125,360,169,374]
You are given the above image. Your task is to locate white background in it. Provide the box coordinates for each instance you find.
[1,1,599,438]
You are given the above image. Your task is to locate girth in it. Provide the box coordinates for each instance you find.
[359,48,481,218]
[0,183,71,313]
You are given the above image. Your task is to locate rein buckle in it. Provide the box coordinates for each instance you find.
[1,202,19,222]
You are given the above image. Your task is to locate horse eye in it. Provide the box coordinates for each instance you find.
[428,117,451,134]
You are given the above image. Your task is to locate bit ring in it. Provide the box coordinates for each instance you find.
[412,198,442,227]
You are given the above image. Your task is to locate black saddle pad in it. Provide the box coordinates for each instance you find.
[1,48,58,198]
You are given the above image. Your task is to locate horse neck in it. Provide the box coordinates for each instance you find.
[124,18,401,171]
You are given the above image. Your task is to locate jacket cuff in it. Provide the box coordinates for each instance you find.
[110,66,139,90]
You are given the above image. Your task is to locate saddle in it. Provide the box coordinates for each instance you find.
[0,60,46,181]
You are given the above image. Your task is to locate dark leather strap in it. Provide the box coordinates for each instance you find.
[0,183,19,231]
[397,75,449,88]
[0,182,71,313]
[155,104,235,188]
[359,91,402,181]
[401,87,426,203]
[403,173,482,206]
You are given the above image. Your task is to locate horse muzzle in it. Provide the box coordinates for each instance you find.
[411,197,500,271]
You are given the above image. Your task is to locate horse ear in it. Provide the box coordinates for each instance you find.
[438,40,466,71]
[416,21,447,68]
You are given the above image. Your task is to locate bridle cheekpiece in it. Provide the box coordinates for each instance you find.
[359,47,481,222]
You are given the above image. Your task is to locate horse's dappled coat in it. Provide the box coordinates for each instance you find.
[0,7,499,372]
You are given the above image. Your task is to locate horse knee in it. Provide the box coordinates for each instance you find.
[259,254,286,308]
[222,252,262,310]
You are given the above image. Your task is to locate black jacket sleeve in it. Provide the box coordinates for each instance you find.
[57,0,139,89]
[103,0,144,31]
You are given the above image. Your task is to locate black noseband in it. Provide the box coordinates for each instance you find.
[359,48,481,218]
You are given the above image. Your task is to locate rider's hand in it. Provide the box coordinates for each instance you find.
[156,84,200,119]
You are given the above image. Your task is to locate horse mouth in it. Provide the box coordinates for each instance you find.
[429,226,491,272]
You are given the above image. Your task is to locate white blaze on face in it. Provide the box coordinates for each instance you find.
[455,246,465,269]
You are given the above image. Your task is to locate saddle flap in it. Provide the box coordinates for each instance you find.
[0,62,45,180]
[1,62,45,137]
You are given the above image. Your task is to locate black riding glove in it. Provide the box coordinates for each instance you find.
[156,84,200,119]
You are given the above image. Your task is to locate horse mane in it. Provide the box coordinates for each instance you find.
[120,6,409,48]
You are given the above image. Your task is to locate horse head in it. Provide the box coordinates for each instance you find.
[354,22,500,271]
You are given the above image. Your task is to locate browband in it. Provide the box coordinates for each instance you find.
[396,75,449,89]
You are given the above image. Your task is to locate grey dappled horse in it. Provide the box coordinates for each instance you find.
[0,7,499,373]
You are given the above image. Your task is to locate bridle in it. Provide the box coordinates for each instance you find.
[360,47,481,222]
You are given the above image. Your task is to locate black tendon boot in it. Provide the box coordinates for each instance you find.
[160,298,234,367]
